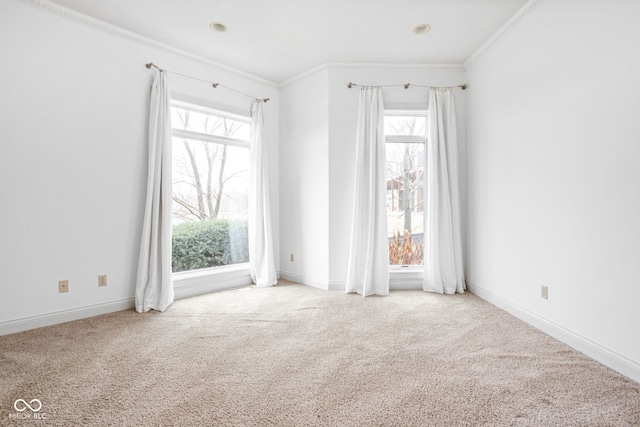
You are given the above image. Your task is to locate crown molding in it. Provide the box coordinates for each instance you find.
[464,0,541,70]
[280,62,465,88]
[326,63,465,72]
[279,64,329,88]
[13,0,278,88]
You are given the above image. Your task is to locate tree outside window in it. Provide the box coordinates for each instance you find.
[385,111,427,266]
[170,102,250,272]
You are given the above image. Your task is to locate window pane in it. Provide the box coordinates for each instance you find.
[171,137,250,272]
[384,115,426,136]
[171,106,250,141]
[386,142,424,265]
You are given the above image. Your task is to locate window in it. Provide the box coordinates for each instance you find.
[170,100,250,273]
[385,110,427,267]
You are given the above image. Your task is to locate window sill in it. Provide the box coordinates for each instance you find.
[173,263,253,299]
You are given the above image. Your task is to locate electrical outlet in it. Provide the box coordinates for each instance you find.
[58,280,69,293]
[541,285,549,300]
[98,274,107,287]
[290,253,294,262]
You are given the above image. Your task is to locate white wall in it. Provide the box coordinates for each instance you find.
[0,0,279,331]
[278,68,330,288]
[279,65,466,289]
[465,0,640,380]
[327,65,467,288]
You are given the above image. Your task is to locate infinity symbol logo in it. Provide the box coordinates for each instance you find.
[14,399,42,412]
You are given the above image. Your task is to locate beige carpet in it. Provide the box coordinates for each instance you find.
[1,281,639,426]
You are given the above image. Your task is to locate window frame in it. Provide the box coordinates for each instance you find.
[169,97,253,293]
[384,108,428,272]
[170,99,251,148]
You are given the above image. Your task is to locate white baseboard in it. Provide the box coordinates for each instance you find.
[390,269,423,290]
[275,274,346,292]
[278,271,330,290]
[466,280,640,384]
[0,298,135,336]
[277,273,342,291]
[328,281,345,291]
[278,271,423,291]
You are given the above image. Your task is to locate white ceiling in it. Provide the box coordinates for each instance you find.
[46,0,530,83]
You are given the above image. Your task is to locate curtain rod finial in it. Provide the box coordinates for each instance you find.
[348,82,353,89]
[263,98,270,103]
[212,83,219,88]
[461,84,468,90]
[146,62,164,71]
[404,83,410,89]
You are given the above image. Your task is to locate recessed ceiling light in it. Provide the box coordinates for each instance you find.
[209,22,227,32]
[412,23,431,35]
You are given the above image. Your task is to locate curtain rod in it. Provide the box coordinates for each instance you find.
[145,62,270,103]
[347,82,467,90]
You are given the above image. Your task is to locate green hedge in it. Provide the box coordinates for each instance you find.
[172,219,249,273]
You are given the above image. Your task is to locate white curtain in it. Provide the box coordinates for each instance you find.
[346,87,389,296]
[135,70,174,312]
[424,88,465,294]
[249,101,277,286]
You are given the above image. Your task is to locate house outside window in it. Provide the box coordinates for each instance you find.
[170,100,250,273]
[384,110,427,267]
